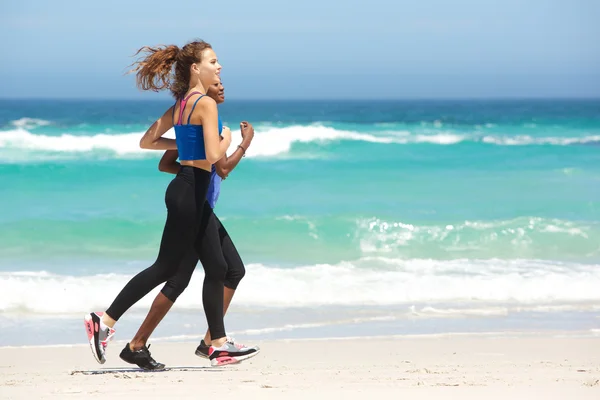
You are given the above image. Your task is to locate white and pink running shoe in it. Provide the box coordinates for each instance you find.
[208,337,260,366]
[84,312,116,364]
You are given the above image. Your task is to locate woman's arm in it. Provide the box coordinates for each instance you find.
[196,98,231,163]
[158,150,180,174]
[214,122,254,179]
[214,147,242,179]
[139,106,177,150]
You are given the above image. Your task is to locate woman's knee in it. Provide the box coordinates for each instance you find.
[203,258,228,282]
[161,277,190,302]
[224,264,245,289]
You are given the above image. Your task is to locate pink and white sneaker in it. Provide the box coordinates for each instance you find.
[208,337,260,367]
[84,312,115,364]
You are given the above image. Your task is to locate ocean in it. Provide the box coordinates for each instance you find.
[1,98,599,347]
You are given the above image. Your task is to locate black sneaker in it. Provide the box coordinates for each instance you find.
[195,339,210,359]
[119,343,165,371]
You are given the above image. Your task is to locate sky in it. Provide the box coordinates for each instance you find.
[1,0,599,99]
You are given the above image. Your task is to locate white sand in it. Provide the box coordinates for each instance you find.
[1,333,599,399]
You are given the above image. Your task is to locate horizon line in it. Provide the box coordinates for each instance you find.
[1,96,599,102]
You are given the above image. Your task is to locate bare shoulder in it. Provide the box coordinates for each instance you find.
[189,96,217,124]
[196,95,217,109]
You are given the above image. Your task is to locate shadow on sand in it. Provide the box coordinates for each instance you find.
[70,366,221,375]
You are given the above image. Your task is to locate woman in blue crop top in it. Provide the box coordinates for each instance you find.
[158,80,255,359]
[83,40,258,370]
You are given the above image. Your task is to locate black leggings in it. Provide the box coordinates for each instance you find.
[106,166,228,339]
[161,206,246,301]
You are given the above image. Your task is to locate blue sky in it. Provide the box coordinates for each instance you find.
[1,0,598,99]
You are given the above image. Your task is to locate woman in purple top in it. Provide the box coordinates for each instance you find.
[158,80,255,358]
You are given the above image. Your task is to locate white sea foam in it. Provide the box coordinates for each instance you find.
[1,125,598,163]
[2,258,600,314]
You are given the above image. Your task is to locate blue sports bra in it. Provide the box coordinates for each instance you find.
[172,91,222,161]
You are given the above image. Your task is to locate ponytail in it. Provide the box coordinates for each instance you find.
[128,40,212,99]
[129,45,180,93]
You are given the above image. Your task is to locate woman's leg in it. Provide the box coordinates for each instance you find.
[84,168,208,368]
[127,247,199,350]
[194,202,259,366]
[194,203,228,343]
[203,214,245,345]
[104,174,198,323]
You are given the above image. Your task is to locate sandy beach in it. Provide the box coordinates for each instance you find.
[1,333,599,399]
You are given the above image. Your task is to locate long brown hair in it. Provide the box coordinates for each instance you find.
[129,40,212,99]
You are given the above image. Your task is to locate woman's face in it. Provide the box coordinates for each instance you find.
[195,48,222,89]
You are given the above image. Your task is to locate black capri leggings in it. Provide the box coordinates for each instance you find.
[105,166,228,339]
[161,205,246,302]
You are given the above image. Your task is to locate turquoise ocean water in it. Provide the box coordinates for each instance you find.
[1,99,599,346]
